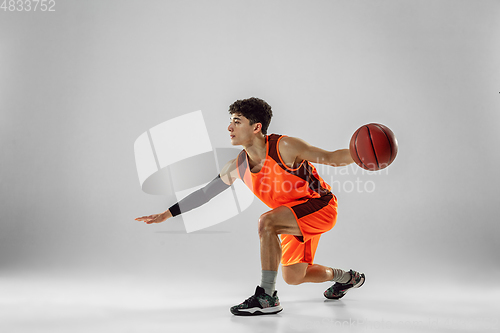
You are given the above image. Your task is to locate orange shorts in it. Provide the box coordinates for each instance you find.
[280,193,337,267]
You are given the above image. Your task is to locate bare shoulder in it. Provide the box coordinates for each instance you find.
[279,136,308,167]
[279,136,312,155]
[280,135,333,165]
[280,136,308,151]
[219,158,238,185]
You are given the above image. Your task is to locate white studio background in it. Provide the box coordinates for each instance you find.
[1,0,499,311]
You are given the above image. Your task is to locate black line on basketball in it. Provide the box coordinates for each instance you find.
[354,128,369,170]
[372,123,393,162]
[366,126,379,170]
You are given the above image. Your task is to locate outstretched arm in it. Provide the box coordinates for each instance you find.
[323,149,354,167]
[135,209,174,224]
[282,137,354,167]
[135,158,238,224]
[167,174,231,217]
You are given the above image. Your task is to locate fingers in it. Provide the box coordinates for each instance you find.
[135,214,157,223]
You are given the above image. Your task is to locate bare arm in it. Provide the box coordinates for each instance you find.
[325,149,354,166]
[219,158,238,185]
[282,137,354,167]
[135,158,238,224]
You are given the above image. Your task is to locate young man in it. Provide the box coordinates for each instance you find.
[135,97,365,316]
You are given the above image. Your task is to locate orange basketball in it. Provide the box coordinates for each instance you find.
[349,123,398,171]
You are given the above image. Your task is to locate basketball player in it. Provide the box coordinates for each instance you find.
[135,97,365,316]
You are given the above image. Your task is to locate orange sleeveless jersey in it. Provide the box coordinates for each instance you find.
[236,134,338,266]
[236,134,333,208]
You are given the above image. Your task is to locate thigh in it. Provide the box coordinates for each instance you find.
[263,205,303,237]
[281,234,321,266]
[283,194,337,242]
[282,262,309,281]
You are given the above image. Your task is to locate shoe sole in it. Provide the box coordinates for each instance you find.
[231,305,283,316]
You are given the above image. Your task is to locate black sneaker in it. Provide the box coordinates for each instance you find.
[324,269,365,300]
[230,286,283,316]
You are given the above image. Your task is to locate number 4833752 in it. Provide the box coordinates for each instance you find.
[1,0,56,11]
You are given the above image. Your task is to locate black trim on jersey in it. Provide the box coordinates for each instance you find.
[267,134,331,197]
[291,192,334,220]
[235,134,331,197]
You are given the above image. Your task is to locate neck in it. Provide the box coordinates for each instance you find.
[243,133,267,163]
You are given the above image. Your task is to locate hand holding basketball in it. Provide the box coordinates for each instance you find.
[349,123,398,171]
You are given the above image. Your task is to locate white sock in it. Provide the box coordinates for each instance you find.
[260,270,278,296]
[331,268,351,284]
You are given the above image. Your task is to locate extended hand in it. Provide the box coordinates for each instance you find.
[135,210,172,224]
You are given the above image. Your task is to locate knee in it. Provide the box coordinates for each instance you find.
[258,213,276,237]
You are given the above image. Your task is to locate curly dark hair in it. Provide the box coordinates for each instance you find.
[228,97,273,135]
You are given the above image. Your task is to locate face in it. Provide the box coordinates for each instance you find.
[228,113,261,145]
